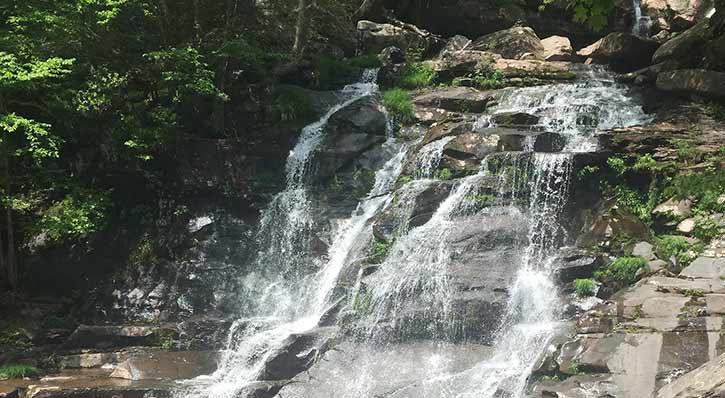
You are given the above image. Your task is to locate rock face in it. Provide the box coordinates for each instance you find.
[413,87,495,113]
[470,26,545,60]
[357,20,444,54]
[656,69,725,98]
[587,32,661,72]
[541,35,578,61]
[657,352,725,397]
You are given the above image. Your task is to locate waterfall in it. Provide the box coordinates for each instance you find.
[632,0,652,36]
[415,136,456,178]
[177,69,409,398]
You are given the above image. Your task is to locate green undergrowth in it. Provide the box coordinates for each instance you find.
[573,278,597,297]
[383,89,415,125]
[271,84,316,121]
[0,364,40,380]
[655,235,703,268]
[316,55,382,90]
[594,256,648,286]
[370,236,393,262]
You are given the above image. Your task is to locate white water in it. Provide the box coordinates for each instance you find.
[415,136,456,178]
[632,0,652,36]
[178,69,410,398]
[479,66,651,153]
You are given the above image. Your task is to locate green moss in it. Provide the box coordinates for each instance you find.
[352,169,376,198]
[472,64,505,89]
[0,364,40,380]
[370,237,392,260]
[573,279,597,297]
[681,288,705,298]
[383,89,415,124]
[348,54,381,69]
[595,256,648,285]
[398,175,412,185]
[393,63,437,89]
[316,56,360,90]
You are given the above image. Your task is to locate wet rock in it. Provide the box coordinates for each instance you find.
[261,327,337,381]
[274,342,493,398]
[110,351,218,380]
[22,370,174,398]
[533,132,566,152]
[357,20,444,55]
[413,87,494,113]
[177,317,234,350]
[64,325,176,350]
[420,121,475,146]
[317,96,388,179]
[531,374,620,398]
[555,247,603,283]
[588,32,661,73]
[490,112,540,127]
[372,180,454,243]
[470,26,545,60]
[441,133,499,174]
[541,35,578,62]
[379,46,405,65]
[656,69,725,98]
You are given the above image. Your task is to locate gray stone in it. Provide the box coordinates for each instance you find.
[541,35,578,62]
[633,241,657,260]
[653,197,693,218]
[413,87,494,113]
[681,257,725,279]
[470,26,545,60]
[656,69,725,99]
[110,351,218,380]
[357,20,444,55]
[657,352,725,397]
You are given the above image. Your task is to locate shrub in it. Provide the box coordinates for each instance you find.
[655,235,703,267]
[316,56,359,89]
[348,54,381,69]
[370,237,392,260]
[594,256,648,285]
[383,89,415,124]
[573,279,597,297]
[396,63,437,88]
[0,364,40,380]
[272,84,315,121]
[693,214,722,242]
[472,64,505,89]
[35,190,109,242]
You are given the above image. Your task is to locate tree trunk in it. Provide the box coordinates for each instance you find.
[192,0,201,44]
[211,0,237,135]
[293,0,309,57]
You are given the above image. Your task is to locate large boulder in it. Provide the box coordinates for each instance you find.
[413,87,495,113]
[423,50,499,81]
[587,32,661,72]
[316,96,388,179]
[541,35,578,61]
[641,0,714,32]
[656,69,725,98]
[652,19,710,65]
[657,352,725,397]
[470,26,545,60]
[357,20,444,55]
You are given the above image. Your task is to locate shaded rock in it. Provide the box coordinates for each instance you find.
[577,39,602,58]
[541,35,578,61]
[470,26,545,60]
[656,69,725,98]
[261,327,337,381]
[441,133,499,174]
[652,19,710,65]
[440,35,472,56]
[533,132,566,152]
[357,20,444,55]
[64,325,176,350]
[413,87,494,113]
[555,247,603,283]
[490,112,540,127]
[379,46,405,65]
[110,351,218,380]
[657,352,725,397]
[589,32,661,73]
[317,96,387,179]
[576,202,652,249]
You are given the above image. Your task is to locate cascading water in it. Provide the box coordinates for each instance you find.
[632,0,652,36]
[177,69,410,398]
[415,136,456,178]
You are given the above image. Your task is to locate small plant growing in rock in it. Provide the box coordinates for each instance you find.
[594,256,648,286]
[370,237,392,261]
[692,214,722,242]
[655,235,703,268]
[681,288,705,298]
[573,279,597,297]
[437,168,453,181]
[383,89,415,125]
[0,364,40,380]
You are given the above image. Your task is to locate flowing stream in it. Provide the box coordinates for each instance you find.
[632,0,652,36]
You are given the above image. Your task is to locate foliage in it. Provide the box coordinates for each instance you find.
[693,213,722,242]
[594,256,648,285]
[398,175,413,185]
[472,64,505,89]
[542,0,617,30]
[383,89,415,124]
[0,364,40,380]
[681,288,705,298]
[573,279,597,297]
[394,62,437,89]
[437,168,453,181]
[41,314,78,330]
[272,85,315,121]
[370,237,392,260]
[35,190,110,242]
[655,235,703,267]
[348,54,382,69]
